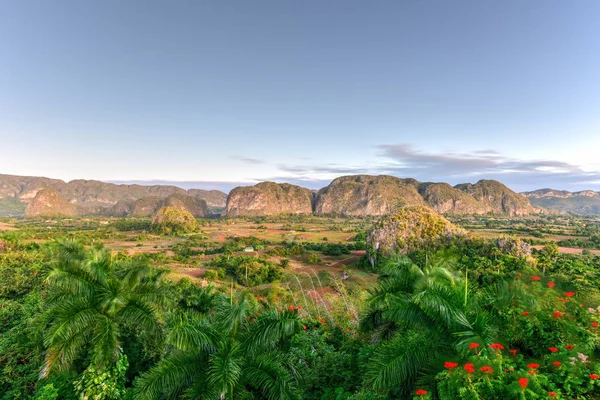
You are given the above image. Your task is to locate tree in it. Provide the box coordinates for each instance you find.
[133,292,303,400]
[37,240,167,387]
[360,255,504,397]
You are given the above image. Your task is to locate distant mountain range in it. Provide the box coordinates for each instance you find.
[2,173,598,218]
[521,188,600,215]
[0,174,227,217]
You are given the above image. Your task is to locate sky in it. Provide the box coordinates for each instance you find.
[1,0,600,193]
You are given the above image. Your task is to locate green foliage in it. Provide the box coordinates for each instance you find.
[151,206,198,235]
[209,255,283,286]
[73,352,129,400]
[37,240,167,380]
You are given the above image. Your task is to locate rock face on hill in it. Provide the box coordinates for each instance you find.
[314,175,425,216]
[367,206,466,258]
[187,189,227,209]
[522,189,600,215]
[223,182,314,217]
[454,180,536,216]
[106,193,209,218]
[25,188,79,217]
[0,174,225,217]
[312,175,535,217]
[418,182,482,214]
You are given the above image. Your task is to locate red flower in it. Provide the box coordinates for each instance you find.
[464,363,475,373]
[480,366,494,373]
[564,292,575,297]
[591,374,600,380]
[517,273,522,277]
[548,392,556,398]
[527,363,539,369]
[510,349,517,356]
[553,311,564,318]
[519,377,528,388]
[415,389,428,396]
[530,276,541,281]
[522,311,529,316]
[469,343,480,350]
[444,361,459,369]
[592,322,598,328]
[558,298,568,303]
[547,281,555,288]
[565,344,574,350]
[490,343,504,350]
[553,361,561,366]
[303,325,307,330]
[549,347,559,353]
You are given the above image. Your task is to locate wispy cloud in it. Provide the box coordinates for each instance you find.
[268,144,600,192]
[232,156,265,165]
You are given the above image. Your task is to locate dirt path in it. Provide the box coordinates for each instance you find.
[532,245,600,255]
[0,222,15,231]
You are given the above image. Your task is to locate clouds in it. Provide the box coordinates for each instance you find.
[263,144,600,192]
[232,156,265,165]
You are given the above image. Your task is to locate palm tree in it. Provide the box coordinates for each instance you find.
[38,240,168,378]
[133,291,303,400]
[360,254,500,397]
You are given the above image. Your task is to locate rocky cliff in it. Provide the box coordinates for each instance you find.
[454,180,536,216]
[314,175,425,216]
[312,175,536,217]
[223,182,314,217]
[25,188,80,217]
[522,188,600,215]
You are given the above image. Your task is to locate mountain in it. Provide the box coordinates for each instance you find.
[0,173,538,218]
[453,179,536,216]
[223,182,314,217]
[522,188,600,215]
[25,188,80,217]
[314,175,425,216]
[313,175,535,217]
[0,174,226,217]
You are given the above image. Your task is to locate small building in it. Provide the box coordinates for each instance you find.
[243,246,255,252]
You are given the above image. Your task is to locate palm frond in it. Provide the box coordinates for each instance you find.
[133,352,205,400]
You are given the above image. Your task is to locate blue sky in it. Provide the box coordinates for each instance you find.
[1,0,600,192]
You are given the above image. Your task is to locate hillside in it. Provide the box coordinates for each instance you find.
[25,188,80,217]
[454,179,536,216]
[313,175,535,217]
[314,175,425,216]
[0,173,539,218]
[523,188,600,215]
[0,174,225,217]
[367,205,466,256]
[223,182,314,217]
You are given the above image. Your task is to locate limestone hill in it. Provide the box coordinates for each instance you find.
[312,175,535,217]
[314,175,425,216]
[522,188,600,215]
[25,188,80,217]
[367,205,466,255]
[223,182,314,217]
